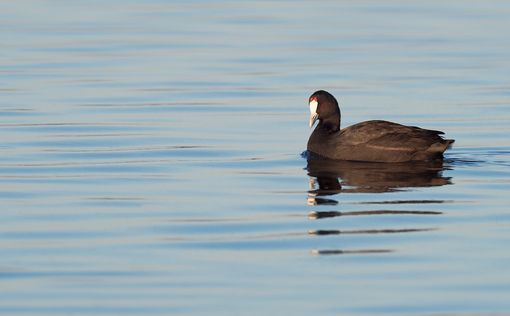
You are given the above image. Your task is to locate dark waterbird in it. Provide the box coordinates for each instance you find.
[307,90,454,162]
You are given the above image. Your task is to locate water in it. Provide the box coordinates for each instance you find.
[1,1,510,315]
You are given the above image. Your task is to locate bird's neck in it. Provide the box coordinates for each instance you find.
[319,113,341,133]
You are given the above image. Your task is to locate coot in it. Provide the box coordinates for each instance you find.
[307,90,454,162]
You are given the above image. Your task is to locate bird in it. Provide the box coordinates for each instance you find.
[307,90,454,162]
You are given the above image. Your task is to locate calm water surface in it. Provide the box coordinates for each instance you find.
[1,1,510,315]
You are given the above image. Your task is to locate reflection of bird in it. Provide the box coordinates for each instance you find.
[306,155,451,198]
[307,90,454,162]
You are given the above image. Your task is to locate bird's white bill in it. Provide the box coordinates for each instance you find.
[309,100,318,128]
[309,113,318,128]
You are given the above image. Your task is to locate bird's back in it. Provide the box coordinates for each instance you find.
[307,120,454,162]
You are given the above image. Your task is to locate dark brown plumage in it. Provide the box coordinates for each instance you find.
[307,90,454,162]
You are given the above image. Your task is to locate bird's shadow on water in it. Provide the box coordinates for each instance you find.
[303,150,453,198]
[302,150,455,256]
[302,147,510,255]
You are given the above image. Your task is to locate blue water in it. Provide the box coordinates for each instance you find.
[1,1,510,315]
